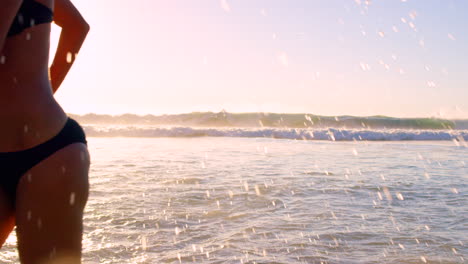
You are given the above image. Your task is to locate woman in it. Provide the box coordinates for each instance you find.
[0,0,90,263]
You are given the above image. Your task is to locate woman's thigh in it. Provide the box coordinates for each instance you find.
[15,143,90,264]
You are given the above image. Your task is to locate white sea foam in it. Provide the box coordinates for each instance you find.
[83,126,468,141]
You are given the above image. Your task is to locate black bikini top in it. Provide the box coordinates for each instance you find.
[7,0,54,37]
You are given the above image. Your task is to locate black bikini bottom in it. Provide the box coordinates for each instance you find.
[0,117,87,207]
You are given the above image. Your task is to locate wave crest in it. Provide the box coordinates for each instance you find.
[83,126,468,141]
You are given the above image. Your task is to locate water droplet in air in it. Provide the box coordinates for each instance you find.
[409,11,417,20]
[383,187,392,201]
[396,193,404,200]
[360,62,370,71]
[69,192,76,205]
[0,55,5,64]
[331,211,337,219]
[255,185,261,196]
[66,52,73,63]
[448,33,456,41]
[220,0,230,12]
[420,256,427,263]
[419,39,425,48]
[141,236,147,250]
[277,52,289,67]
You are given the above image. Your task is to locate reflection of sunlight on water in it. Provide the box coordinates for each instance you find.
[16,137,457,263]
[5,231,16,245]
[0,232,17,261]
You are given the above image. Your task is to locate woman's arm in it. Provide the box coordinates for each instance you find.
[0,0,22,51]
[50,0,89,93]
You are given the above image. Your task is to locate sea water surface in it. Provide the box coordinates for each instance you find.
[0,137,466,263]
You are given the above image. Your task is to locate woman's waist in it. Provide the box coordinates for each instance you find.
[0,66,50,87]
[0,99,68,152]
[0,71,54,105]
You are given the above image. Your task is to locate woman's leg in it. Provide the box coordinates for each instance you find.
[15,143,90,264]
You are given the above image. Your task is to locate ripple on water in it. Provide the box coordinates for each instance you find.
[1,138,466,263]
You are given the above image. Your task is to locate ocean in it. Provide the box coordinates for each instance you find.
[0,132,466,263]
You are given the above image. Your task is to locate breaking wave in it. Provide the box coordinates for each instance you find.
[83,126,468,142]
[70,112,467,130]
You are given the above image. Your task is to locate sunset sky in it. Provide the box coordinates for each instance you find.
[52,0,468,118]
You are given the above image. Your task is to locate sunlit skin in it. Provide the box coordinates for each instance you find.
[0,0,89,263]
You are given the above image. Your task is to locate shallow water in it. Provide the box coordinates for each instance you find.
[1,137,466,263]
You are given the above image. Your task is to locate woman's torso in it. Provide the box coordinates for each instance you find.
[0,0,67,153]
